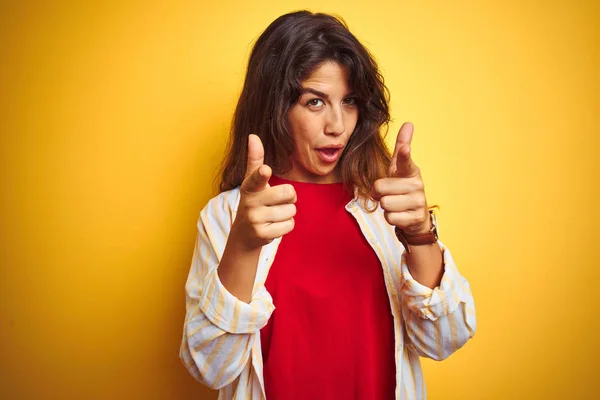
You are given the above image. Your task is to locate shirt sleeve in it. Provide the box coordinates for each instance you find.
[180,192,275,389]
[400,240,476,361]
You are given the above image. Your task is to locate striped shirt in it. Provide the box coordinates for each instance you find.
[180,187,476,400]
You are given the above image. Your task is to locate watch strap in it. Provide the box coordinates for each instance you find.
[394,210,438,253]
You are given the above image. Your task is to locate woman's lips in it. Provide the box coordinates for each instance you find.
[316,147,343,163]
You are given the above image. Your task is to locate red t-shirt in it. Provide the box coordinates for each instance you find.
[260,176,396,399]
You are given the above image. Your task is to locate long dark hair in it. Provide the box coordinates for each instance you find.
[219,11,391,205]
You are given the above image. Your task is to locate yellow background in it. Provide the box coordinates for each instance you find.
[1,1,598,399]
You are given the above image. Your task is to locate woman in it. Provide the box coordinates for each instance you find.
[180,10,476,400]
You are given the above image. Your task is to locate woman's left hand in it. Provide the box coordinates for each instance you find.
[372,122,431,235]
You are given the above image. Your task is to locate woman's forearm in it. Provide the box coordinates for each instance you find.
[218,232,262,304]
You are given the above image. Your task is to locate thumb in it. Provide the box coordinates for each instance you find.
[242,134,270,192]
[390,122,419,177]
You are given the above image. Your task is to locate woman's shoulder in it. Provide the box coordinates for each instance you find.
[201,186,241,218]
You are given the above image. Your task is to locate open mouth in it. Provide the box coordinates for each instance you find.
[321,148,338,156]
[316,147,343,163]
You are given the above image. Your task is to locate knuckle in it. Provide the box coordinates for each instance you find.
[384,212,395,225]
[255,227,269,241]
[247,210,260,225]
[281,204,294,219]
[414,179,425,191]
[380,196,391,210]
[373,180,384,195]
[291,188,298,203]
[285,185,296,201]
[286,218,295,233]
[273,186,285,201]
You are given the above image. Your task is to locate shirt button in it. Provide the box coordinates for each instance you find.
[369,237,377,244]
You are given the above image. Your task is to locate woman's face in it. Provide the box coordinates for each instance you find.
[281,61,359,184]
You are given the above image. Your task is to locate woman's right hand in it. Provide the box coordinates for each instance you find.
[230,134,297,251]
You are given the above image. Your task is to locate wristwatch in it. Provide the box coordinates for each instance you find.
[394,209,438,253]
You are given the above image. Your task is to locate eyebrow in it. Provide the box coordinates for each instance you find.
[300,88,329,99]
[299,88,355,99]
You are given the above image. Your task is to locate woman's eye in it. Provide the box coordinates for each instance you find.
[343,97,356,105]
[307,99,324,107]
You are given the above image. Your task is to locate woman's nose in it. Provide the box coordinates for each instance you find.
[324,106,345,136]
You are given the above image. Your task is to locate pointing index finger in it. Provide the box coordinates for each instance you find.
[390,122,419,177]
[246,134,265,179]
